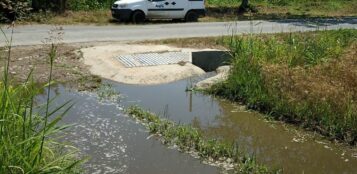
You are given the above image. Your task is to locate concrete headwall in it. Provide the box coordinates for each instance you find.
[191,51,232,72]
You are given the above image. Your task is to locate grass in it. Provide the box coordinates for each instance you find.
[139,37,227,50]
[0,26,83,173]
[21,10,113,25]
[147,29,357,145]
[206,0,357,18]
[127,106,280,173]
[208,29,357,145]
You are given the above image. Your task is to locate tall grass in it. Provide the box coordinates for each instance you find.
[210,29,357,144]
[226,30,356,67]
[206,0,352,8]
[0,27,82,173]
[206,0,356,18]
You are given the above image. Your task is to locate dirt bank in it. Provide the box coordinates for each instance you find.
[81,44,206,85]
[0,44,101,90]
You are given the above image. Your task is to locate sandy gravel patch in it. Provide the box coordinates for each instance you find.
[81,44,205,85]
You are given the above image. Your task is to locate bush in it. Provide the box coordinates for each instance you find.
[31,0,67,13]
[0,0,32,22]
[67,0,115,11]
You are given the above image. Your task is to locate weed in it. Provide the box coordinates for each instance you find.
[0,26,83,173]
[96,83,120,101]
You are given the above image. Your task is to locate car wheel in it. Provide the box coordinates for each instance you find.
[185,11,198,22]
[132,11,145,24]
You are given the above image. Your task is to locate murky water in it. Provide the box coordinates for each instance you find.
[107,77,357,174]
[36,85,218,174]
[39,74,357,174]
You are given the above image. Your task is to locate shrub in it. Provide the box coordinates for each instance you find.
[67,0,115,11]
[0,0,32,22]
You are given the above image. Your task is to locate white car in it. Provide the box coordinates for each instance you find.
[111,0,206,23]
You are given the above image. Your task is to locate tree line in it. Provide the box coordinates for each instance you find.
[0,0,62,21]
[0,0,251,22]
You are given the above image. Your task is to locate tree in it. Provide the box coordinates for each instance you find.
[238,0,256,14]
[31,0,66,13]
[240,0,249,10]
[0,0,32,22]
[56,0,67,13]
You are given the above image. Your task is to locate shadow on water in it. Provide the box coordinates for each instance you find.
[37,73,357,173]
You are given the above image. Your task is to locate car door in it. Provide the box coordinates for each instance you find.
[147,0,168,18]
[164,0,188,19]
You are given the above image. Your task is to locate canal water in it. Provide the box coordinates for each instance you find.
[38,74,357,173]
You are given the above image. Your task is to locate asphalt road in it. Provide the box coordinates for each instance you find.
[1,18,356,46]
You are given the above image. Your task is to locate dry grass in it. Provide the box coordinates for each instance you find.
[263,43,357,106]
[139,37,227,50]
[261,43,357,142]
[50,11,112,24]
[206,0,357,18]
[20,10,114,25]
[254,2,357,18]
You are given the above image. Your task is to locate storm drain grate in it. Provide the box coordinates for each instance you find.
[116,52,190,68]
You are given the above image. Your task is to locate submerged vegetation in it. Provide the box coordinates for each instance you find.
[96,83,120,101]
[127,106,280,173]
[0,27,82,173]
[209,29,357,144]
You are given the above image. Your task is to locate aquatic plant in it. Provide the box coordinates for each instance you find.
[0,26,83,173]
[127,106,279,173]
[96,83,120,101]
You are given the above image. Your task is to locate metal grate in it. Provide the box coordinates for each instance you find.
[116,52,190,68]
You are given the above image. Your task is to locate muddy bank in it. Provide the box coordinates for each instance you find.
[0,44,100,90]
[81,44,206,85]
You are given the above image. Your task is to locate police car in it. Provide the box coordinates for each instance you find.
[111,0,206,23]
